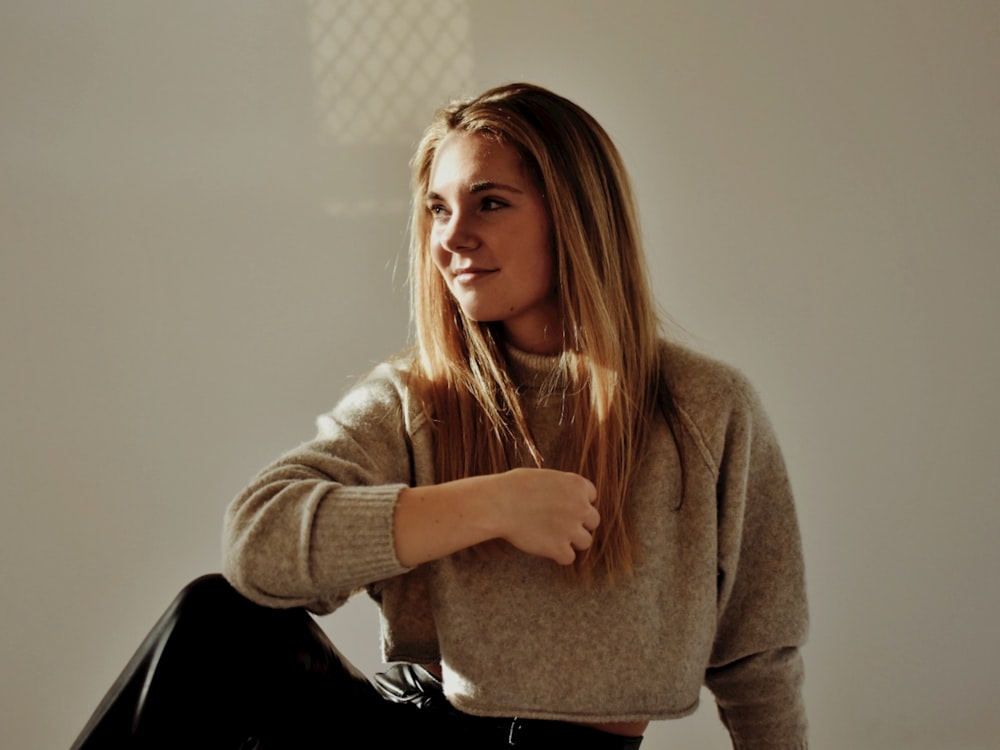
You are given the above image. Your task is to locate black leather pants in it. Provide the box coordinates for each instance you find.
[70,575,642,749]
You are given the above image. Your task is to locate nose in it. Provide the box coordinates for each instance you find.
[436,210,479,254]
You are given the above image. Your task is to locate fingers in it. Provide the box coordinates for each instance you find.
[569,527,593,552]
[566,504,600,562]
[497,468,604,565]
[557,476,600,561]
[553,546,578,566]
[555,526,593,566]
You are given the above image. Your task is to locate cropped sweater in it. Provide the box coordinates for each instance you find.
[223,340,809,748]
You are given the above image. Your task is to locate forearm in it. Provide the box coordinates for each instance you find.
[393,475,502,567]
[224,363,422,610]
[223,465,411,611]
[394,467,599,567]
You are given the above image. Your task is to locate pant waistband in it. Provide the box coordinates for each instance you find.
[373,663,644,749]
[499,716,643,749]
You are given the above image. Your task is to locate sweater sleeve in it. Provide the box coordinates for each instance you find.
[222,363,417,614]
[704,375,809,748]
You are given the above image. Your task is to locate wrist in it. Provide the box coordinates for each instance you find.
[464,473,509,543]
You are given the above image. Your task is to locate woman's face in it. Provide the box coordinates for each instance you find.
[426,131,561,354]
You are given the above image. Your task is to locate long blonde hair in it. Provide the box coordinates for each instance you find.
[409,83,663,579]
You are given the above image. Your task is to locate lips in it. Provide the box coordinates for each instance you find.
[452,266,498,283]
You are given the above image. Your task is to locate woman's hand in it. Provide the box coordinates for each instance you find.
[489,468,599,565]
[393,468,599,567]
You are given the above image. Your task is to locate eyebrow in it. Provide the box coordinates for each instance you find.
[426,181,525,201]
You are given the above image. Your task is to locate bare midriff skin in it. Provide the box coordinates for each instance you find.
[422,662,649,737]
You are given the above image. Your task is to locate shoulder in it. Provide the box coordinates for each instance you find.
[657,339,773,470]
[658,339,759,414]
[315,349,429,439]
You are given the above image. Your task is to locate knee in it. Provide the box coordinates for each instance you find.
[176,573,233,601]
[164,574,257,627]
[169,574,317,637]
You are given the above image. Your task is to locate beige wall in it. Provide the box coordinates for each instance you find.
[2,2,998,748]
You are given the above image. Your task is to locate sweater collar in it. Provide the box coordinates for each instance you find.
[502,345,566,392]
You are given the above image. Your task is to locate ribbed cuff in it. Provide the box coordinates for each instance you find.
[310,484,412,591]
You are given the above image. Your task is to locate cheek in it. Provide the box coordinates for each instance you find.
[429,248,459,301]
[526,212,556,286]
[429,239,449,275]
[540,253,558,298]
[528,236,556,290]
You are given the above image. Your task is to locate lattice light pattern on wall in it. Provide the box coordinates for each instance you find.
[307,0,475,145]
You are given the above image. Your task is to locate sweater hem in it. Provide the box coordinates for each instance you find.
[445,693,701,724]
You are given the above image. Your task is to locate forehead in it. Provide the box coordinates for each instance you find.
[428,132,527,191]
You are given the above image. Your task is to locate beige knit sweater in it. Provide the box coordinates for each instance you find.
[223,340,809,748]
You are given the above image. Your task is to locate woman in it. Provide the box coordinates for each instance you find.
[72,82,808,749]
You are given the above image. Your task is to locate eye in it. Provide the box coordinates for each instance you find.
[481,197,508,211]
[426,202,449,219]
